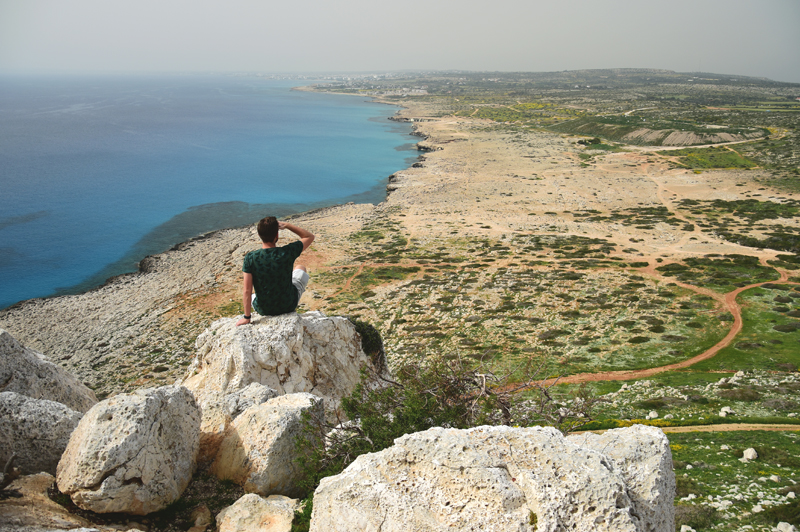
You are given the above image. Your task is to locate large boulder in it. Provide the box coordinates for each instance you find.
[310,425,675,532]
[56,386,201,515]
[0,392,82,475]
[0,328,97,412]
[195,383,280,465]
[567,425,675,532]
[212,393,322,498]
[216,493,298,532]
[179,312,384,456]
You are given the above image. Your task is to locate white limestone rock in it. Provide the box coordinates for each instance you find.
[743,448,759,461]
[0,328,97,413]
[56,386,201,515]
[212,393,322,498]
[0,392,83,475]
[216,493,298,532]
[179,312,384,457]
[567,425,675,532]
[310,425,675,532]
[224,382,280,420]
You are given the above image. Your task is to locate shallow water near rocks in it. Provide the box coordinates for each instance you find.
[0,75,416,309]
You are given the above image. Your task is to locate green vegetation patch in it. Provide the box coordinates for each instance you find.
[453,101,585,126]
[669,430,800,532]
[655,255,779,292]
[550,115,765,146]
[678,198,800,223]
[692,286,800,372]
[675,199,800,254]
[574,206,683,227]
[661,146,757,169]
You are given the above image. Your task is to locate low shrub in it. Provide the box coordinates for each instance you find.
[674,504,718,530]
[717,387,761,401]
[294,356,602,498]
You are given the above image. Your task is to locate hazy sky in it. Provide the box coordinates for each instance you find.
[1,0,799,83]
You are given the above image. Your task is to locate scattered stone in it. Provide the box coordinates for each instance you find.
[56,386,201,515]
[0,392,82,475]
[0,328,97,413]
[648,410,659,419]
[188,504,212,532]
[680,526,697,532]
[776,522,797,532]
[311,425,674,531]
[216,493,298,532]
[752,504,763,513]
[212,393,322,497]
[743,448,758,461]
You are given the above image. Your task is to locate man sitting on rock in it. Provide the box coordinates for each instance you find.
[236,216,315,326]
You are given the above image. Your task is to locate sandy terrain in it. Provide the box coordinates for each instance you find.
[1,95,797,397]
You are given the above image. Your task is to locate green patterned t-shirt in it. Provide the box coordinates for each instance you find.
[243,240,304,316]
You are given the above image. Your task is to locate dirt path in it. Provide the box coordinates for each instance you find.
[316,255,794,386]
[659,423,800,434]
[577,423,800,435]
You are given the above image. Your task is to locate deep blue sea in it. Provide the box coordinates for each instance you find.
[0,75,417,310]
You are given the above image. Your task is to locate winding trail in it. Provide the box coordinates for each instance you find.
[658,423,800,434]
[577,423,800,435]
[553,267,795,385]
[319,253,796,387]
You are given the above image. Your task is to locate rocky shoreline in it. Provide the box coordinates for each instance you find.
[0,96,418,397]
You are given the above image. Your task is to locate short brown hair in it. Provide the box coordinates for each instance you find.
[257,216,279,243]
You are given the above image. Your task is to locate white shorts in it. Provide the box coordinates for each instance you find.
[292,268,310,300]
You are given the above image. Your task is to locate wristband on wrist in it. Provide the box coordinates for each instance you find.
[243,314,251,320]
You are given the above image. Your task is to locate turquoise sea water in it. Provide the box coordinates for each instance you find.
[0,75,417,310]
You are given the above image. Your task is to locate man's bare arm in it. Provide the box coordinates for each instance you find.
[236,272,254,326]
[279,222,315,251]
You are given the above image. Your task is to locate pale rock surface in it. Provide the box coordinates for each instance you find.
[195,382,280,464]
[224,382,280,420]
[0,392,82,475]
[187,504,212,532]
[212,393,322,497]
[56,386,201,515]
[743,448,759,460]
[179,312,382,456]
[311,425,675,532]
[0,472,113,532]
[216,493,298,532]
[776,522,797,532]
[0,328,97,412]
[567,425,675,532]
